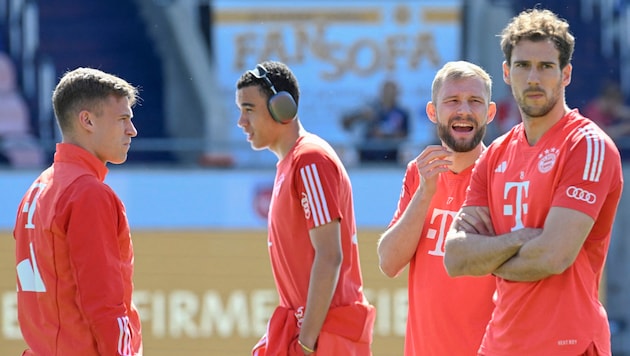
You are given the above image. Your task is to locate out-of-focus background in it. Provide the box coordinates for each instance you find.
[1,0,629,354]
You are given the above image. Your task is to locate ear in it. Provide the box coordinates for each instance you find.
[426,101,438,124]
[78,110,95,132]
[486,101,497,125]
[562,63,572,87]
[502,61,510,85]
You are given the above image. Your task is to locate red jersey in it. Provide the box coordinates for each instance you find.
[465,110,623,355]
[14,143,142,356]
[390,161,495,356]
[265,133,373,342]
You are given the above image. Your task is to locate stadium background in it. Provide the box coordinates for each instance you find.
[1,0,629,354]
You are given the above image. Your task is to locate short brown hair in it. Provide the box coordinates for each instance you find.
[52,67,139,132]
[431,61,492,104]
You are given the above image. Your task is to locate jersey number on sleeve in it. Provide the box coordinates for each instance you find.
[17,182,47,292]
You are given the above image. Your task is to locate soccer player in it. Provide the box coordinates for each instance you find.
[14,68,142,355]
[444,9,623,355]
[377,61,499,355]
[236,60,375,355]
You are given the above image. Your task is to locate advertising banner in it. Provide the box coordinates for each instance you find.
[212,0,462,159]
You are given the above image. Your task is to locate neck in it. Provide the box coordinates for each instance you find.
[450,143,485,173]
[522,103,570,145]
[270,120,305,160]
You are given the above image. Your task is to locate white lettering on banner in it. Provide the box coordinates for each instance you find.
[2,288,407,340]
[363,288,407,337]
[133,289,277,338]
[2,292,20,339]
[132,288,407,338]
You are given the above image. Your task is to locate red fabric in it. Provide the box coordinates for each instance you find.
[252,302,375,356]
[267,133,370,312]
[389,162,495,355]
[466,110,622,355]
[14,143,142,355]
[256,133,374,355]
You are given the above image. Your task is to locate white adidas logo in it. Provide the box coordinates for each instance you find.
[495,161,507,173]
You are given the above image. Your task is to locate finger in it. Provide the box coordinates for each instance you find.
[474,207,495,235]
[461,212,494,236]
[416,145,453,162]
[455,214,479,234]
[418,161,451,179]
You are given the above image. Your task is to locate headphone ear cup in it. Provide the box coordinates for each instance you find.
[268,91,298,124]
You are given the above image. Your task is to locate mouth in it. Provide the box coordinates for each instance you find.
[525,90,545,99]
[451,121,474,133]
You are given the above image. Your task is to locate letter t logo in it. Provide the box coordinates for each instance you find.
[503,181,529,231]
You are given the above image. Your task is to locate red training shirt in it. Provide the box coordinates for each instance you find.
[465,110,623,355]
[14,143,142,356]
[390,162,495,356]
[268,133,370,313]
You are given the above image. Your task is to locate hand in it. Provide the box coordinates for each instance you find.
[414,145,453,197]
[454,206,495,236]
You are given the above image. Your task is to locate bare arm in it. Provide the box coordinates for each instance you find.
[377,146,452,277]
[444,206,541,277]
[493,207,594,281]
[299,220,343,353]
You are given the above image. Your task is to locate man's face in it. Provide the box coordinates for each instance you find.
[430,77,494,152]
[235,85,279,151]
[503,39,571,119]
[89,95,137,165]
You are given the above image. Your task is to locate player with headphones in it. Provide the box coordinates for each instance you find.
[236,60,375,355]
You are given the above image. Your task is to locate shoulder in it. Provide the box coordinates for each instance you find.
[480,127,519,158]
[293,134,341,164]
[560,111,622,179]
[564,111,618,152]
[65,174,116,204]
[402,159,417,178]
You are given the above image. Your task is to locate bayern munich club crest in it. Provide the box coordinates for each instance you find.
[538,148,558,173]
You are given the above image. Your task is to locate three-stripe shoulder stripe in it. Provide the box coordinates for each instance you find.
[300,163,331,227]
[579,125,605,182]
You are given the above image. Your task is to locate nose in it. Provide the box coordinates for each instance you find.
[527,68,541,85]
[456,101,472,115]
[237,113,248,128]
[127,120,138,137]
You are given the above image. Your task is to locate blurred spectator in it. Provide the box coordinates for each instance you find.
[583,80,630,142]
[341,80,410,164]
[0,52,45,168]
